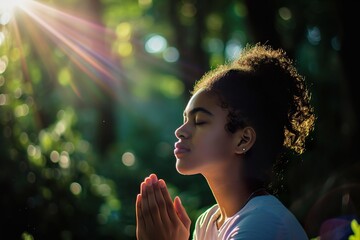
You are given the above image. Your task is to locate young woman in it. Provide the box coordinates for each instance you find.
[135,43,315,240]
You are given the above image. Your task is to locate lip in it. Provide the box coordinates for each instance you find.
[174,142,190,156]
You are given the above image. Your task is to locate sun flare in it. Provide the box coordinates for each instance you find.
[0,0,31,11]
[1,0,125,99]
[0,0,31,24]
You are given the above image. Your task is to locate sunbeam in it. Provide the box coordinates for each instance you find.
[0,0,32,25]
[2,0,130,102]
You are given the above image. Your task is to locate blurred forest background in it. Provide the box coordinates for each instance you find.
[0,0,359,239]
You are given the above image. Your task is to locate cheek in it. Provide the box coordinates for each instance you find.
[195,131,233,159]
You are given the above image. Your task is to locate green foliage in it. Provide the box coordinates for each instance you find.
[1,0,359,239]
[350,219,360,240]
[21,232,34,240]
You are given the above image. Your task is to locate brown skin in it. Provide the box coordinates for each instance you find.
[136,90,257,238]
[136,174,191,240]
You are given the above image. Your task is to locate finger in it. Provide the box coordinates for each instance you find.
[140,181,154,227]
[136,193,147,240]
[149,173,158,182]
[158,179,178,223]
[148,174,171,224]
[144,177,162,224]
[152,178,171,225]
[140,174,153,195]
[174,196,191,230]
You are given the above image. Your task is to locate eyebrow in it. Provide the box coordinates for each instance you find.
[183,107,214,117]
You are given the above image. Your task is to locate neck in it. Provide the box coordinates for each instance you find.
[205,173,251,220]
[204,169,267,228]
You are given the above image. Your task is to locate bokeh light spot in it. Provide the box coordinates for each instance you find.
[234,2,247,17]
[331,36,341,51]
[163,47,179,63]
[64,142,75,154]
[116,22,131,40]
[181,3,196,18]
[157,76,184,98]
[14,104,29,117]
[145,35,167,53]
[55,121,66,135]
[27,145,36,157]
[39,130,52,152]
[14,88,22,99]
[78,140,90,153]
[307,26,321,45]
[70,182,82,195]
[108,198,121,210]
[30,65,42,84]
[117,42,133,57]
[90,174,101,185]
[50,150,60,163]
[225,40,243,61]
[19,132,29,145]
[27,145,43,166]
[206,14,222,31]
[98,184,111,197]
[0,55,9,74]
[21,232,34,240]
[42,188,52,200]
[59,152,70,168]
[0,32,5,46]
[0,94,7,105]
[58,68,72,86]
[204,38,224,53]
[122,152,135,167]
[278,7,292,21]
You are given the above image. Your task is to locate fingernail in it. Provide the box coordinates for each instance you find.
[151,175,158,184]
[158,179,166,188]
[145,178,152,186]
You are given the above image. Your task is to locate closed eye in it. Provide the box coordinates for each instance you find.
[194,121,206,125]
[183,107,213,126]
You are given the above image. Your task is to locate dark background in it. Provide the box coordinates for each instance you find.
[0,0,359,239]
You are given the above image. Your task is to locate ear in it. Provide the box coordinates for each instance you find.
[234,126,256,155]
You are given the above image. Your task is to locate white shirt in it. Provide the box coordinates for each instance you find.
[193,195,308,240]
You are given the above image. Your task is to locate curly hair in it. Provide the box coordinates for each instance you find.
[192,43,315,187]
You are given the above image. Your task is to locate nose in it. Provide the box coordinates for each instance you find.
[175,123,189,139]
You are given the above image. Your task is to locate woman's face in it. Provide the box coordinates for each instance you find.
[174,89,237,175]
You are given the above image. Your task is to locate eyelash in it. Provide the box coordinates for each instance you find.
[182,117,206,125]
[194,120,206,125]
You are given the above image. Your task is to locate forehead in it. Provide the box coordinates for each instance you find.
[184,90,220,115]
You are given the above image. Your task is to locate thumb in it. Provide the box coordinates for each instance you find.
[174,196,191,230]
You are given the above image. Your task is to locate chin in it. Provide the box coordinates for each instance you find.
[175,160,198,176]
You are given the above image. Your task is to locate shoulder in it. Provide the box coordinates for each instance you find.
[245,195,301,223]
[192,204,219,240]
[195,204,219,227]
[225,195,308,240]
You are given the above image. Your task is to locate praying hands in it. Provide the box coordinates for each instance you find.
[136,174,191,240]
